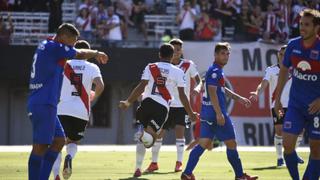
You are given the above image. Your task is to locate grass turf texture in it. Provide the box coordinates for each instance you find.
[0,151,309,180]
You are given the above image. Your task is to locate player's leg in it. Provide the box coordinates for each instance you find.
[182,120,213,178]
[175,124,185,172]
[40,114,65,180]
[52,152,62,179]
[272,108,284,166]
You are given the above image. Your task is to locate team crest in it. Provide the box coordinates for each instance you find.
[297,61,311,71]
[284,121,292,129]
[310,50,319,60]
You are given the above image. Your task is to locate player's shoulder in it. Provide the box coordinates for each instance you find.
[287,36,301,46]
[266,64,279,71]
[208,64,222,73]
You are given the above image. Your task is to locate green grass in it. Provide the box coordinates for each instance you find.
[0,151,309,180]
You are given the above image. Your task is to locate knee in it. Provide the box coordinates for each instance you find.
[282,139,295,153]
[51,138,66,151]
[225,140,237,150]
[310,141,320,159]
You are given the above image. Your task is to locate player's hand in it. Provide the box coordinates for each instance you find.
[239,96,251,108]
[191,87,200,96]
[274,100,284,118]
[249,91,258,102]
[308,98,320,114]
[216,113,225,126]
[96,51,108,64]
[119,100,131,110]
[189,112,199,122]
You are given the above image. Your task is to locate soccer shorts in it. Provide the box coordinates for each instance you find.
[283,106,320,139]
[136,98,168,133]
[28,104,65,144]
[199,114,235,142]
[163,107,188,130]
[271,108,287,125]
[58,115,88,141]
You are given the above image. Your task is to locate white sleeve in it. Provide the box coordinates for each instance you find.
[141,64,150,80]
[114,15,120,24]
[91,64,102,79]
[177,69,186,87]
[262,67,271,82]
[189,61,199,78]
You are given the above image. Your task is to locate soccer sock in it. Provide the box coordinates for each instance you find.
[66,143,78,159]
[226,148,244,178]
[302,156,311,180]
[274,135,283,159]
[306,159,320,180]
[151,138,162,163]
[52,152,62,177]
[284,151,299,180]
[176,138,185,162]
[40,149,59,180]
[28,153,43,180]
[183,144,205,175]
[136,142,146,170]
[295,135,303,148]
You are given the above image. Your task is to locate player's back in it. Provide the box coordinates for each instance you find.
[58,60,102,120]
[284,37,320,108]
[142,61,185,109]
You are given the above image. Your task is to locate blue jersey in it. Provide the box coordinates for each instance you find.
[200,63,226,121]
[28,39,77,107]
[283,37,320,109]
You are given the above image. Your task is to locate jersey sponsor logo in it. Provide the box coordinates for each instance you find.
[29,83,43,90]
[297,61,312,71]
[284,121,292,129]
[293,69,318,81]
[292,49,301,54]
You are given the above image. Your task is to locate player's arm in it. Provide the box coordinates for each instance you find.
[191,74,203,95]
[74,49,108,64]
[249,79,269,101]
[225,87,251,108]
[274,66,289,116]
[91,77,105,106]
[178,87,197,122]
[119,80,148,110]
[207,85,225,126]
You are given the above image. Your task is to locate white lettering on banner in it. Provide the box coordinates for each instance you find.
[29,83,43,90]
[293,69,317,81]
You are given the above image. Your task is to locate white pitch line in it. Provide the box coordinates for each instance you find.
[0,145,310,152]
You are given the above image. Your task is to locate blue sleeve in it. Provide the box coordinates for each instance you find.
[51,42,77,61]
[206,68,221,86]
[282,40,293,68]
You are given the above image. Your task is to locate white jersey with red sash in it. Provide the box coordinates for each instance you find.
[58,60,102,121]
[141,61,185,109]
[170,59,199,107]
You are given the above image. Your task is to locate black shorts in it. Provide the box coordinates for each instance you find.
[271,108,288,125]
[58,115,88,141]
[136,98,168,133]
[163,107,188,130]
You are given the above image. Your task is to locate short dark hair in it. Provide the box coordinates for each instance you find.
[214,42,231,53]
[75,40,91,49]
[300,8,320,26]
[169,38,183,47]
[159,43,174,59]
[56,23,80,37]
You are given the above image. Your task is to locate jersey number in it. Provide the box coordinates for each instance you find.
[30,53,38,78]
[314,117,320,129]
[151,76,167,95]
[70,73,83,96]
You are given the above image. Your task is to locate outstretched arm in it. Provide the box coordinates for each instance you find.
[119,80,148,110]
[249,80,269,101]
[225,87,251,108]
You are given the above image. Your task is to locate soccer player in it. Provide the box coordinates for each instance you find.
[250,45,304,167]
[119,43,198,177]
[181,42,258,180]
[27,23,108,180]
[145,38,203,173]
[52,40,105,180]
[274,9,320,180]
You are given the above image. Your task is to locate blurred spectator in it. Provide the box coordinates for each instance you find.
[96,1,107,24]
[161,29,173,43]
[75,7,93,40]
[0,0,8,11]
[290,0,305,38]
[48,0,63,33]
[79,0,98,28]
[213,0,237,37]
[176,1,197,40]
[152,0,166,14]
[114,0,133,40]
[198,0,211,13]
[262,2,276,43]
[132,0,148,44]
[105,6,122,46]
[95,18,108,41]
[0,14,14,45]
[236,5,260,41]
[196,11,220,41]
[274,19,288,43]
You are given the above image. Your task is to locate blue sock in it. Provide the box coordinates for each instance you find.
[183,145,205,175]
[227,148,243,178]
[307,159,320,180]
[28,153,43,180]
[39,149,59,180]
[302,157,311,180]
[284,151,299,180]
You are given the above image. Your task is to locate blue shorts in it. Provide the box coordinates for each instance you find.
[283,106,320,140]
[28,104,65,144]
[200,115,235,142]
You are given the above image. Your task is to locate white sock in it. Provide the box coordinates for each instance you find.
[176,138,185,162]
[274,135,283,159]
[151,138,162,163]
[66,143,78,159]
[52,152,62,177]
[136,142,146,170]
[296,135,303,148]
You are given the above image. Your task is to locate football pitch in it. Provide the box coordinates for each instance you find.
[0,146,309,180]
